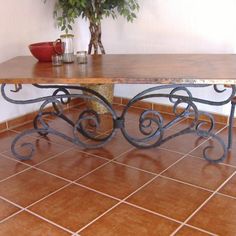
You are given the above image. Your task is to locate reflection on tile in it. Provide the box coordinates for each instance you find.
[161,130,205,154]
[29,184,117,232]
[0,211,70,235]
[189,194,236,235]
[37,149,107,181]
[80,203,179,236]
[163,155,235,190]
[78,162,154,199]
[116,148,182,173]
[3,138,70,166]
[0,168,68,207]
[127,177,211,221]
[191,128,236,166]
[83,132,133,160]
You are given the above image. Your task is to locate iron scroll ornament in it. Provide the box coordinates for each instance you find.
[1,83,235,163]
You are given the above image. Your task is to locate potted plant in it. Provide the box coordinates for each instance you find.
[46,0,139,113]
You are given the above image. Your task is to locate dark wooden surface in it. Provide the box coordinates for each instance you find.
[1,54,236,84]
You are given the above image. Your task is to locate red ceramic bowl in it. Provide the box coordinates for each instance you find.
[29,40,64,62]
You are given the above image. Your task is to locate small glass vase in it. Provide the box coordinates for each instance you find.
[60,34,74,63]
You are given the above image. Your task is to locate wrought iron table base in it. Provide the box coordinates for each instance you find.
[1,83,235,163]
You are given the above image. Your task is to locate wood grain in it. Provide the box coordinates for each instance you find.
[1,54,236,84]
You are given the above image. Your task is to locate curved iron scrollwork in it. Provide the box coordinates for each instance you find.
[1,83,118,160]
[1,83,235,163]
[120,84,236,163]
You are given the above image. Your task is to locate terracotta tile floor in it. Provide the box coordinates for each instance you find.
[0,107,236,235]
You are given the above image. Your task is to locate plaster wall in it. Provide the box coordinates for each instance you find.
[1,0,236,122]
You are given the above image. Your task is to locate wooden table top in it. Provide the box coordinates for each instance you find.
[1,54,236,84]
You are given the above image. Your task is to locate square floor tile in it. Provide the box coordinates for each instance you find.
[80,203,179,236]
[0,155,29,181]
[127,176,211,221]
[163,155,235,190]
[0,211,70,235]
[190,128,236,166]
[161,130,205,154]
[175,226,212,236]
[0,198,20,221]
[218,173,236,198]
[3,137,70,166]
[37,149,108,181]
[189,194,236,235]
[29,184,117,232]
[115,148,183,174]
[0,168,68,207]
[78,162,154,199]
[82,132,133,160]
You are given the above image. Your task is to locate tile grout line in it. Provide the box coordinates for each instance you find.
[190,153,236,169]
[0,144,135,224]
[124,201,217,236]
[169,169,236,236]
[217,191,236,201]
[2,135,232,236]
[25,209,75,235]
[76,127,220,234]
[0,196,75,235]
[0,121,229,234]
[0,166,33,184]
[184,223,218,236]
[124,201,182,224]
[0,145,75,183]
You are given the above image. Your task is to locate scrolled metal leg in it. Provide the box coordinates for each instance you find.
[1,83,236,163]
[228,99,236,149]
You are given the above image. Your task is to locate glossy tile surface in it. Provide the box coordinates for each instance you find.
[116,148,182,173]
[3,137,70,166]
[189,194,236,235]
[0,168,68,207]
[83,132,133,160]
[175,226,211,236]
[1,107,235,235]
[78,162,154,199]
[127,177,211,221]
[219,173,236,197]
[161,130,205,154]
[80,203,179,236]
[163,155,235,190]
[0,155,28,181]
[0,211,70,235]
[0,198,20,221]
[37,149,107,181]
[29,184,117,231]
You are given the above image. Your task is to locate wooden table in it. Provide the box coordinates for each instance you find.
[1,55,236,162]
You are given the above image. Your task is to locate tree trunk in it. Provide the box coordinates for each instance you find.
[88,21,105,55]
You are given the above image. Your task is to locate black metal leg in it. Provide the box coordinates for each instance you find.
[1,83,236,163]
[228,99,236,149]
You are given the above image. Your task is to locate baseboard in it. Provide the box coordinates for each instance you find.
[0,98,85,133]
[120,97,230,123]
[0,96,235,133]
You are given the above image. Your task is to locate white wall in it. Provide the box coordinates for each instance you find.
[0,0,60,122]
[1,0,236,122]
[75,0,236,116]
